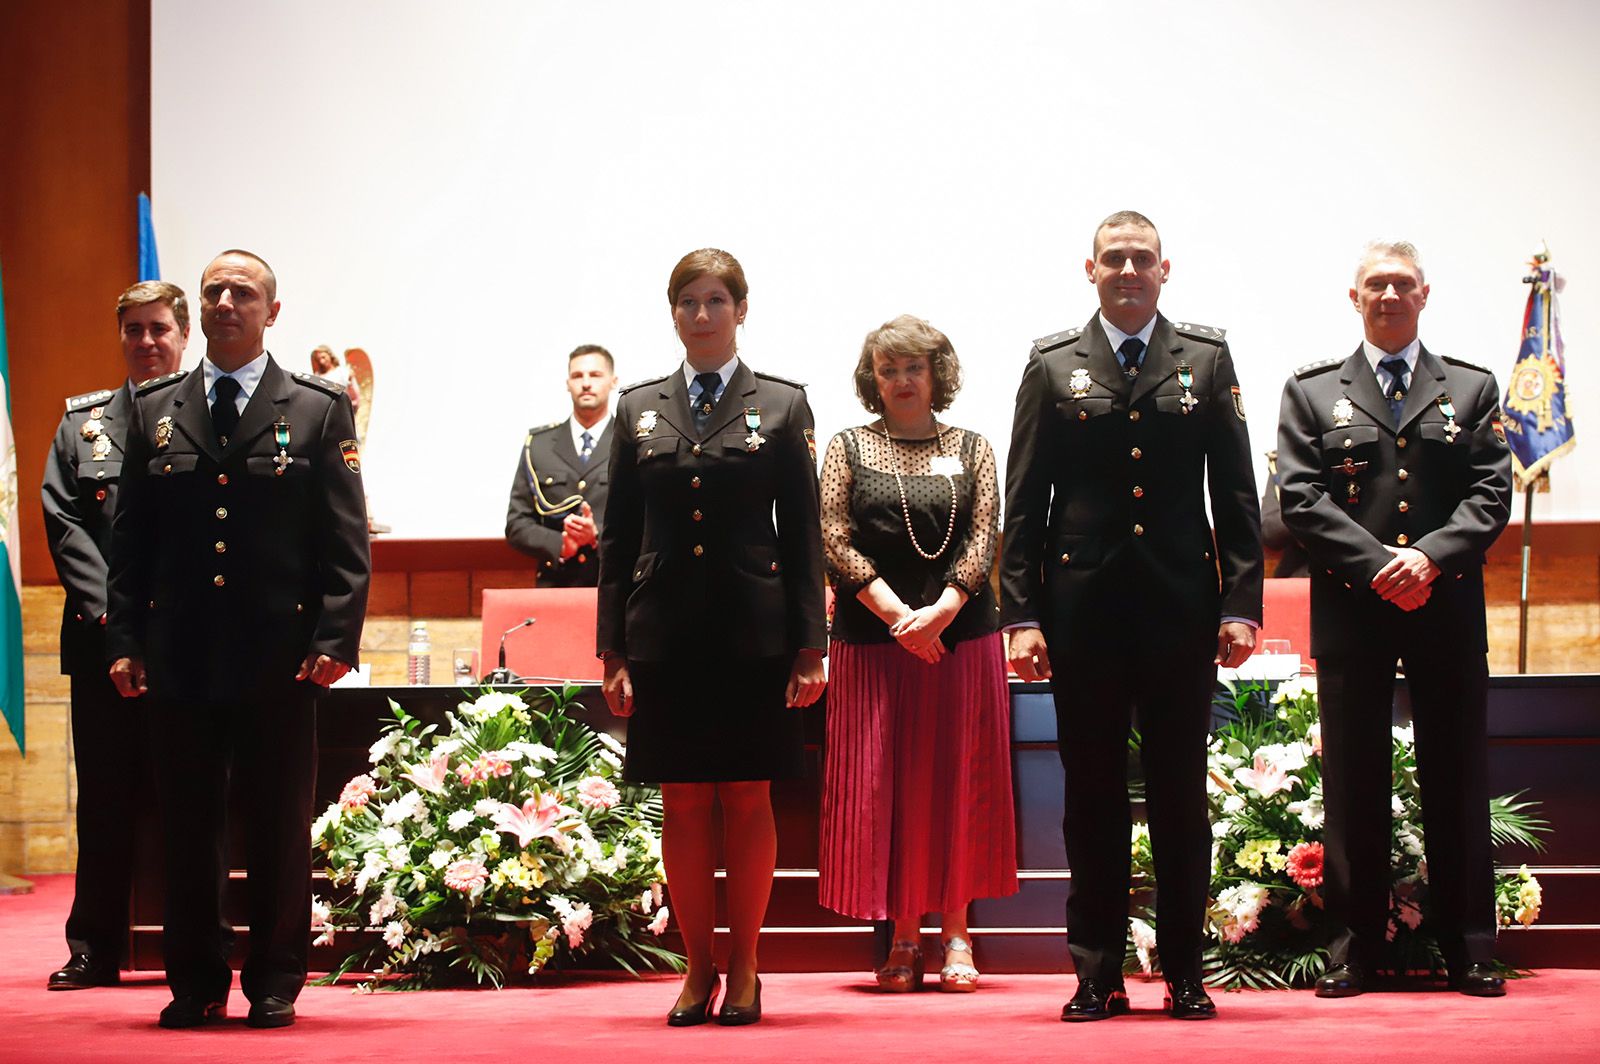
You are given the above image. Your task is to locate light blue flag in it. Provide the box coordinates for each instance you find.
[0,258,25,755]
[138,192,161,282]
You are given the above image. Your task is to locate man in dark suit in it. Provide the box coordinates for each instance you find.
[1276,240,1512,998]
[505,344,616,587]
[107,249,370,1030]
[1001,211,1263,1021]
[40,280,189,990]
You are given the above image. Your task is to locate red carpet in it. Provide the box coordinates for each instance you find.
[3,875,1596,1063]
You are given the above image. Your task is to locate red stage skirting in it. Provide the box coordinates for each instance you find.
[4,875,1597,1063]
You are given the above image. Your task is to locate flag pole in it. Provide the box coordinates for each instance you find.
[1517,480,1534,674]
[1515,250,1556,673]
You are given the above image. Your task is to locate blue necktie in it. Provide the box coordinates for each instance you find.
[1117,337,1145,378]
[692,372,721,430]
[579,430,593,463]
[1379,356,1409,427]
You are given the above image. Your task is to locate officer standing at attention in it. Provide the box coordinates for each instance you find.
[41,280,189,990]
[107,249,370,1031]
[1001,210,1263,1022]
[505,344,617,586]
[1276,240,1512,998]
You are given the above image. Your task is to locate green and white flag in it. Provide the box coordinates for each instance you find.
[0,258,23,755]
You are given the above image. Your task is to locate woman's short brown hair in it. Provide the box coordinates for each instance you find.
[854,314,962,414]
[667,248,748,306]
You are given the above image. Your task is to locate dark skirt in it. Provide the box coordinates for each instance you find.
[622,655,803,784]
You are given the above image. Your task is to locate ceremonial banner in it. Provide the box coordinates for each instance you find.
[1503,262,1576,489]
[137,192,161,281]
[0,260,24,755]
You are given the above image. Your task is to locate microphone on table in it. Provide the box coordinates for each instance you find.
[485,617,535,684]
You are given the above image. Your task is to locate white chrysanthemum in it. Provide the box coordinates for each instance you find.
[370,889,399,925]
[310,807,341,840]
[462,692,528,723]
[599,750,624,771]
[1129,917,1157,975]
[310,896,332,928]
[419,821,437,839]
[383,921,407,949]
[1222,794,1246,814]
[1397,830,1424,858]
[429,849,453,869]
[447,809,476,831]
[369,732,402,764]
[597,732,625,755]
[386,845,410,868]
[506,741,558,763]
[640,888,655,914]
[1391,794,1407,819]
[354,852,389,894]
[1391,723,1415,746]
[474,798,503,817]
[1287,794,1325,830]
[433,738,464,756]
[1212,819,1234,839]
[376,826,405,848]
[382,790,426,825]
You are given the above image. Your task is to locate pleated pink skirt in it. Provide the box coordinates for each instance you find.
[818,633,1019,921]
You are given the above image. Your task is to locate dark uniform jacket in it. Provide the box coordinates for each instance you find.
[106,356,371,700]
[1001,314,1264,645]
[42,385,130,674]
[505,418,612,587]
[596,362,826,663]
[1275,346,1511,657]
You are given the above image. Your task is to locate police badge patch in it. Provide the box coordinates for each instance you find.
[1232,386,1247,422]
[339,439,362,472]
[803,427,816,461]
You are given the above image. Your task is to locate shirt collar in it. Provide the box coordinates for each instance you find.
[682,355,740,396]
[202,351,270,402]
[1098,312,1157,352]
[1363,338,1420,376]
[570,414,611,453]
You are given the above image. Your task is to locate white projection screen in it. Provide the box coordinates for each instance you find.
[152,1,1600,536]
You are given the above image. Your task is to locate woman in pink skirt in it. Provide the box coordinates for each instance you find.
[818,315,1018,992]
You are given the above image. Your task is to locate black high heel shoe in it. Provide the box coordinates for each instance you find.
[717,975,762,1026]
[666,968,720,1027]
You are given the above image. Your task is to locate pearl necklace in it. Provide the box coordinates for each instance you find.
[880,419,958,561]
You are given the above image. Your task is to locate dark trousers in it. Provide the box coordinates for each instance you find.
[64,670,146,963]
[1317,645,1494,970]
[1051,640,1216,984]
[152,689,317,1004]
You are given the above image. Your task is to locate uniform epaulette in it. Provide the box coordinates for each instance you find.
[1170,321,1227,343]
[753,370,806,389]
[1034,326,1083,352]
[618,375,669,395]
[1293,358,1342,379]
[1440,353,1494,374]
[527,419,566,435]
[291,371,345,395]
[135,370,188,395]
[65,388,116,412]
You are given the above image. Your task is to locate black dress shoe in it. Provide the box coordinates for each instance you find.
[158,996,227,1029]
[717,976,762,1026]
[47,954,120,991]
[1451,963,1506,998]
[1316,962,1366,998]
[666,969,720,1027]
[1164,977,1217,1019]
[246,996,297,1028]
[1060,978,1130,1022]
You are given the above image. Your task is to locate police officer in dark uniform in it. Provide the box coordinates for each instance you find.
[40,280,189,990]
[1276,240,1512,998]
[505,344,616,586]
[1001,211,1263,1022]
[1262,450,1311,578]
[107,249,370,1030]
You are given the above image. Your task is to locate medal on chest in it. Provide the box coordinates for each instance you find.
[80,407,106,440]
[1332,397,1354,427]
[1177,362,1197,414]
[743,407,766,452]
[154,416,174,450]
[272,417,294,475]
[1068,368,1092,400]
[1337,455,1370,506]
[91,434,111,461]
[1438,395,1460,443]
[635,409,658,439]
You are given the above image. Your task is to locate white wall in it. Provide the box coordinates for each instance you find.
[152,0,1600,534]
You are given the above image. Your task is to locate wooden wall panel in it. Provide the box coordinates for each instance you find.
[0,1,149,585]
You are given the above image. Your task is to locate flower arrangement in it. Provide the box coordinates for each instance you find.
[1127,675,1549,988]
[312,688,682,989]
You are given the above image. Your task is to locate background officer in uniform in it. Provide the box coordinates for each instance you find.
[1276,240,1512,998]
[1001,210,1263,1021]
[1261,449,1311,578]
[107,249,370,1030]
[40,280,188,990]
[505,344,617,586]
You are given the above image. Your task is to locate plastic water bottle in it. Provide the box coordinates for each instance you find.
[407,622,432,685]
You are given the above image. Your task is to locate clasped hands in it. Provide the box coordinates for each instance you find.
[1371,545,1439,612]
[560,503,598,560]
[109,652,351,698]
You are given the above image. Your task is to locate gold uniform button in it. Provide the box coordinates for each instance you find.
[1398,501,1410,513]
[690,476,702,488]
[692,444,702,456]
[1130,447,1142,460]
[1397,437,1408,449]
[644,448,654,458]
[1129,410,1141,422]
[1397,469,1409,481]
[163,463,173,474]
[770,562,779,573]
[577,479,587,490]
[1060,553,1071,565]
[1343,438,1354,449]
[1132,485,1144,498]
[217,473,229,485]
[214,541,226,553]
[148,599,156,608]
[96,470,106,479]
[213,575,226,587]
[692,544,704,557]
[545,476,554,484]
[692,509,703,521]
[1133,523,1145,536]
[1204,551,1212,561]
[295,603,304,613]
[1397,534,1410,546]
[1078,410,1088,421]
[215,507,228,519]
